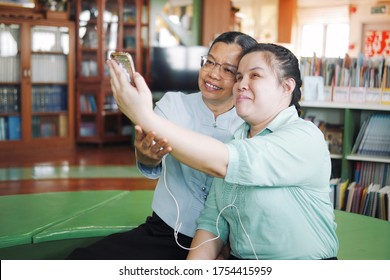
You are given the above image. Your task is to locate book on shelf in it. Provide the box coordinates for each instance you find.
[361,183,381,217]
[333,179,349,210]
[0,86,20,113]
[354,114,390,157]
[358,186,369,214]
[351,119,369,154]
[32,116,60,138]
[329,178,341,208]
[376,186,390,221]
[80,94,97,113]
[0,117,6,140]
[345,181,357,212]
[8,116,21,140]
[0,116,21,141]
[324,124,343,155]
[300,56,335,102]
[58,114,67,137]
[80,122,97,137]
[356,162,390,188]
[103,95,119,111]
[303,115,343,155]
[344,182,365,214]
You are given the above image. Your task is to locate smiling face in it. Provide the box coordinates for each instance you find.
[233,51,294,129]
[198,42,242,108]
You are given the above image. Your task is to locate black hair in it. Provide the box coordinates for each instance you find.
[242,43,302,116]
[208,31,257,57]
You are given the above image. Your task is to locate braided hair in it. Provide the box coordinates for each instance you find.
[242,43,302,116]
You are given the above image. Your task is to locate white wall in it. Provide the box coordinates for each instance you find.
[348,2,390,57]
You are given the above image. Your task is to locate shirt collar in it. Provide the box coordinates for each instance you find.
[234,106,299,139]
[196,92,240,128]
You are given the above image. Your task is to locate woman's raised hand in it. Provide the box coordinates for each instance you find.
[107,59,154,125]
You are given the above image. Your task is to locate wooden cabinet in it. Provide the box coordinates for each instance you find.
[75,0,150,145]
[0,18,75,156]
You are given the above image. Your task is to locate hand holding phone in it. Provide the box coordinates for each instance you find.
[110,52,136,86]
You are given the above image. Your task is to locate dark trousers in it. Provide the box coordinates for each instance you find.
[66,212,193,260]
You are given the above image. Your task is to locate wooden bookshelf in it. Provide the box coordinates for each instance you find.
[0,14,75,156]
[74,0,150,146]
[302,101,390,220]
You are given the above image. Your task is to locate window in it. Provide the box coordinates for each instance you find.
[297,6,349,58]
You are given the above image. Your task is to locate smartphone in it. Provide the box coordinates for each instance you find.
[110,52,136,85]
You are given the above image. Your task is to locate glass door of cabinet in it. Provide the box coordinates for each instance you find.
[103,0,119,78]
[31,25,70,139]
[0,23,21,141]
[140,0,150,77]
[78,0,99,79]
[78,87,98,138]
[122,0,150,77]
[122,0,137,52]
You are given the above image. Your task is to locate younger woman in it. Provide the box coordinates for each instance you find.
[107,43,339,260]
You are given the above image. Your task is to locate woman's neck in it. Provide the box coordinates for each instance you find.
[203,98,235,119]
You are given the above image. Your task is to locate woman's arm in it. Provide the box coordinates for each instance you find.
[186,230,224,260]
[108,60,229,178]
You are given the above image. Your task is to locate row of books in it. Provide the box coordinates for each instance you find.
[303,115,343,155]
[0,86,19,114]
[330,161,390,221]
[103,95,119,111]
[0,116,21,141]
[80,94,97,113]
[356,161,390,189]
[32,115,67,138]
[300,54,390,103]
[32,85,68,113]
[300,54,387,88]
[31,54,68,83]
[352,114,390,157]
[330,179,390,221]
[80,94,119,113]
[80,122,97,137]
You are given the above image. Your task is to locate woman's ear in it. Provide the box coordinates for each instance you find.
[282,78,296,96]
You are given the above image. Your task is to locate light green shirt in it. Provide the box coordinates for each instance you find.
[197,106,339,259]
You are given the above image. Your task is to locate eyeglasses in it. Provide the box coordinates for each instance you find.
[200,55,237,80]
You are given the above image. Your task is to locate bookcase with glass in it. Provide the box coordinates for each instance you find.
[0,18,75,155]
[300,54,390,221]
[75,0,150,144]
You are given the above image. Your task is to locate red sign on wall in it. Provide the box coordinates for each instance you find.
[364,30,390,57]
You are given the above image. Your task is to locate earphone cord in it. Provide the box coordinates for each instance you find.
[162,157,258,260]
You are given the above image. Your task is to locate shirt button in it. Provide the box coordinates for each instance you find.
[203,195,207,199]
[201,187,206,191]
